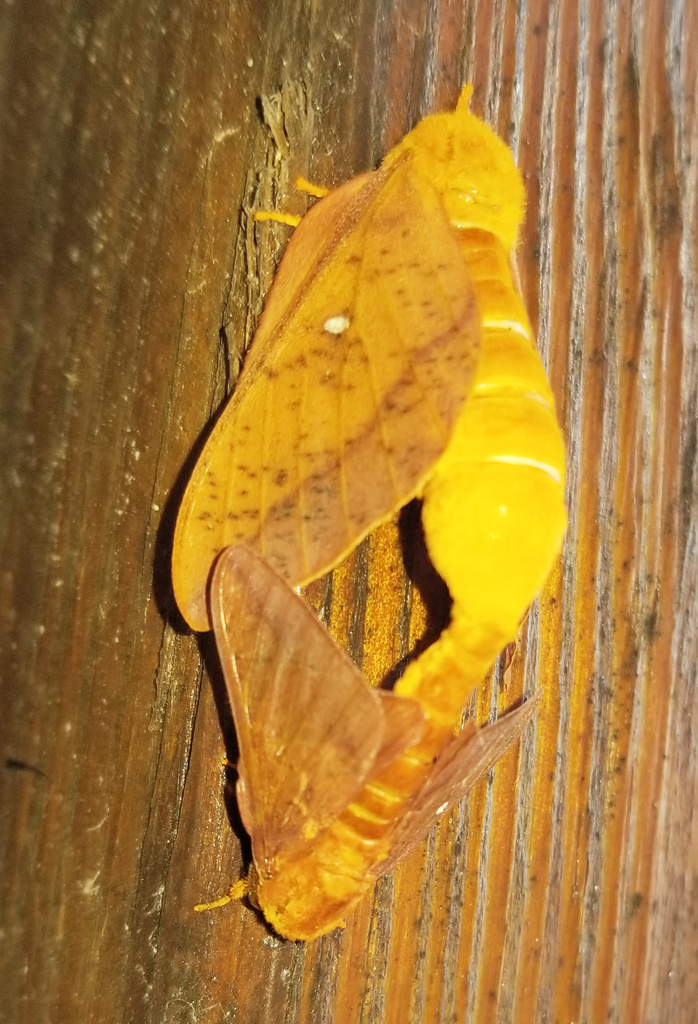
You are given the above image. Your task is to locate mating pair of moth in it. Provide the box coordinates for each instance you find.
[172,86,567,941]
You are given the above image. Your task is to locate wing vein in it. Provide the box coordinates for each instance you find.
[222,405,239,551]
[381,222,458,448]
[386,305,449,447]
[298,338,311,577]
[338,274,364,547]
[338,321,351,547]
[259,358,271,559]
[358,270,401,502]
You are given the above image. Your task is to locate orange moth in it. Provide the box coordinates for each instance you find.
[175,86,567,940]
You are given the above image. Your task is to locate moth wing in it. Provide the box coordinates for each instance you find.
[173,160,480,630]
[377,689,543,875]
[210,544,388,874]
[370,691,426,779]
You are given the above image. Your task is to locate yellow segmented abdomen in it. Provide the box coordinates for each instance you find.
[256,227,567,941]
[394,227,567,726]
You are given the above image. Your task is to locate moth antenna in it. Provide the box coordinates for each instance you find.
[194,876,248,913]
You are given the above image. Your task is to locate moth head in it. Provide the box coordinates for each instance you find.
[384,85,526,253]
[255,857,374,942]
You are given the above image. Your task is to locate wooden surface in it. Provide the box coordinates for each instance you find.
[1,0,696,1022]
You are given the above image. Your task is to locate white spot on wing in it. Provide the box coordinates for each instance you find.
[323,315,351,335]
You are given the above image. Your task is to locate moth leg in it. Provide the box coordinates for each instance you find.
[254,210,302,227]
[194,876,248,912]
[294,175,330,197]
[253,177,329,229]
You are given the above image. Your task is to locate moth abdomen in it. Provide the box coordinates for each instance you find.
[393,224,566,723]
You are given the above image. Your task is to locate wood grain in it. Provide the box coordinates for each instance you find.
[1,0,696,1021]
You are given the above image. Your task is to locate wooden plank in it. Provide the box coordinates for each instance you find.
[1,0,696,1021]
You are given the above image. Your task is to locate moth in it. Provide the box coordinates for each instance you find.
[176,86,567,940]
